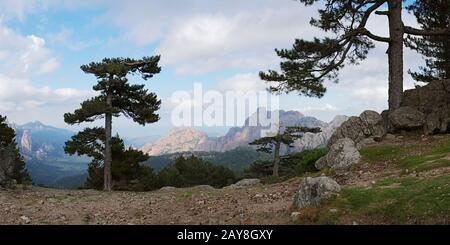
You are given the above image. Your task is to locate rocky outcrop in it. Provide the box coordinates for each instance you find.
[315,138,361,171]
[19,130,32,156]
[293,177,341,209]
[293,115,348,151]
[387,106,425,131]
[328,110,386,148]
[394,79,450,135]
[382,79,450,134]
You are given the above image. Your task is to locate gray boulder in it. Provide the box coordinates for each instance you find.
[226,178,261,189]
[400,80,450,134]
[328,110,386,148]
[293,177,341,209]
[359,110,386,140]
[316,138,361,171]
[388,106,425,131]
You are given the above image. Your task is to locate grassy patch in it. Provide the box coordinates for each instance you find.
[360,136,450,172]
[298,175,450,224]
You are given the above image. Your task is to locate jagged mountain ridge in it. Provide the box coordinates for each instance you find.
[140,110,348,156]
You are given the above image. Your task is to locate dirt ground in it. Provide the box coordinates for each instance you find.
[0,178,302,225]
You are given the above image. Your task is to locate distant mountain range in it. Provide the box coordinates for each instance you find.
[9,111,348,188]
[140,110,348,156]
[10,121,88,188]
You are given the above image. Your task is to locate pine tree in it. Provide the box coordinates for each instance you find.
[260,0,450,110]
[249,126,321,177]
[64,127,158,191]
[406,0,450,83]
[64,56,162,191]
[0,115,31,186]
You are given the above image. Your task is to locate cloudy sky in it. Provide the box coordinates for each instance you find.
[0,0,423,138]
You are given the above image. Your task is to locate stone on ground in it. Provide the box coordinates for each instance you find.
[293,177,341,209]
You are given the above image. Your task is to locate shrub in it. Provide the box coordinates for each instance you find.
[157,155,237,188]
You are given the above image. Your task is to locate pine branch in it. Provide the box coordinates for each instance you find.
[361,28,390,43]
[404,26,450,36]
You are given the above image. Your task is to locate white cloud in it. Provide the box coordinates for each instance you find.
[216,73,268,93]
[0,23,60,77]
[0,21,93,115]
[96,0,319,75]
[47,28,98,51]
[0,74,95,113]
[0,0,106,20]
[300,104,339,113]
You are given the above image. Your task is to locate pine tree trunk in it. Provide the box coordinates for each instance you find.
[104,93,113,192]
[273,141,281,177]
[387,0,404,110]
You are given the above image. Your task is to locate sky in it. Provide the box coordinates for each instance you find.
[0,0,424,139]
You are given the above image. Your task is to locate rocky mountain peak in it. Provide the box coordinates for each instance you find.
[141,127,211,156]
[20,130,32,155]
[140,110,347,156]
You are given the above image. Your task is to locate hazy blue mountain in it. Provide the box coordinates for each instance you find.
[12,121,89,188]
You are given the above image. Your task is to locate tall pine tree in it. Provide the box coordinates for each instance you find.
[0,115,31,187]
[260,0,450,110]
[406,0,450,83]
[64,57,161,191]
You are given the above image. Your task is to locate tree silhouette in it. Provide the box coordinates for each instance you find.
[64,57,161,191]
[260,0,450,110]
[250,126,321,177]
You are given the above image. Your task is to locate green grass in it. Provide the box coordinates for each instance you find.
[360,135,450,173]
[299,175,450,224]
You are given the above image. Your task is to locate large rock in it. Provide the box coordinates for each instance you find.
[328,110,386,148]
[400,80,450,134]
[315,138,361,171]
[293,177,341,209]
[388,106,425,131]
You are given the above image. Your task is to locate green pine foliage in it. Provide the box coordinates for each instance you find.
[0,115,31,185]
[157,155,237,188]
[64,127,159,191]
[406,0,450,83]
[245,148,326,179]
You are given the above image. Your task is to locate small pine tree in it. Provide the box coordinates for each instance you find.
[64,57,162,191]
[0,115,31,186]
[406,0,450,83]
[249,126,321,177]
